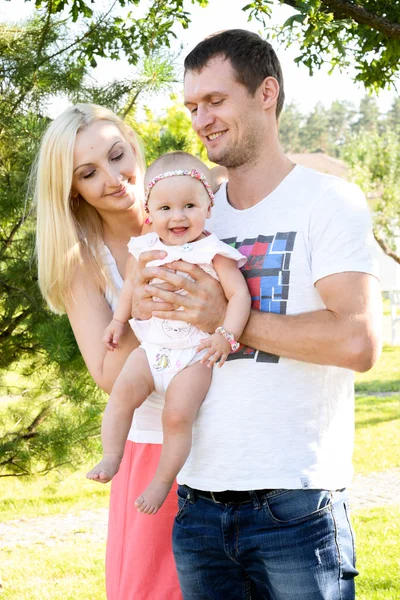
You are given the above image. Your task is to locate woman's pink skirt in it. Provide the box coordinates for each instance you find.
[106,441,182,600]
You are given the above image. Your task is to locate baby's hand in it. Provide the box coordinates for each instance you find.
[197,333,231,368]
[103,319,127,351]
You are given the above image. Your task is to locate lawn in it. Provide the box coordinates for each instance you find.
[0,346,399,599]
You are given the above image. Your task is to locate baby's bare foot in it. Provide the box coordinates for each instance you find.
[86,454,122,483]
[135,480,172,514]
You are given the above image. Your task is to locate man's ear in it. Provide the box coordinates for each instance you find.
[260,76,280,113]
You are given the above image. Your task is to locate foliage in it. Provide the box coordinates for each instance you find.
[342,124,400,265]
[248,0,400,91]
[137,94,207,165]
[0,7,178,477]
[19,0,400,91]
[278,94,400,263]
[1,0,400,477]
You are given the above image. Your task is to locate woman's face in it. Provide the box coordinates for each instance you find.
[72,120,143,215]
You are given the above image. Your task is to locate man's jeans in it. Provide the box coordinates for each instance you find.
[172,486,358,600]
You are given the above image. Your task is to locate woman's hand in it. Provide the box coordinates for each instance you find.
[148,261,228,333]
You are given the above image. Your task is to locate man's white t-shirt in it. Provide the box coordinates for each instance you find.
[177,165,379,491]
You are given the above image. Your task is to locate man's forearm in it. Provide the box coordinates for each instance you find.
[240,308,380,372]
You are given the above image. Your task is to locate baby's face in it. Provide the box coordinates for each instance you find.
[147,176,211,245]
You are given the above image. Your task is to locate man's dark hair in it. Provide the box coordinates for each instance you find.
[184,29,285,118]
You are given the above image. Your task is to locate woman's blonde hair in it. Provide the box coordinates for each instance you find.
[34,103,145,314]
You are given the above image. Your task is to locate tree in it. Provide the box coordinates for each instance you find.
[2,0,400,476]
[352,95,380,133]
[326,100,355,157]
[278,101,305,153]
[0,7,178,477]
[137,94,207,165]
[342,126,400,265]
[19,0,400,91]
[248,0,400,91]
[385,97,400,133]
[299,101,330,153]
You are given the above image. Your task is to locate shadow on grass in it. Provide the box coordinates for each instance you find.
[355,395,400,429]
[355,379,400,394]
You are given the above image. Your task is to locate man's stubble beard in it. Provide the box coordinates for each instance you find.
[207,118,263,169]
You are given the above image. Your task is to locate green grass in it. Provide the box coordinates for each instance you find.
[354,394,400,475]
[0,344,399,598]
[355,345,400,393]
[354,505,400,600]
[0,540,106,599]
[0,466,109,522]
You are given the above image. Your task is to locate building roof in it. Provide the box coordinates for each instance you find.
[287,152,348,180]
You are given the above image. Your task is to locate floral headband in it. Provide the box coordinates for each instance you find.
[144,168,215,213]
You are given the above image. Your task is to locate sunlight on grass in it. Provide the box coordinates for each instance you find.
[354,395,400,475]
[0,466,109,521]
[0,539,106,599]
[354,505,400,600]
[355,345,400,393]
[0,343,399,597]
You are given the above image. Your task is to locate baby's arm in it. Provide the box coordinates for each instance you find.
[103,256,135,351]
[198,254,251,367]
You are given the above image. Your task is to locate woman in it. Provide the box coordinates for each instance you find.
[34,103,225,599]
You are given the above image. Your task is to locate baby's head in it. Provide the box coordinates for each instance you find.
[144,152,214,246]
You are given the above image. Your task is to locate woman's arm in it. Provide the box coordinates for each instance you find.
[66,262,139,394]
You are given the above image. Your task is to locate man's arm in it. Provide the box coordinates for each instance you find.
[241,271,382,372]
[146,265,381,372]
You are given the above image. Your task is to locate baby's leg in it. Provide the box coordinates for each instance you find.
[87,347,154,483]
[135,360,212,513]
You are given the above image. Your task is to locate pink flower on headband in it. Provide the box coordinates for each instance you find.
[144,169,215,213]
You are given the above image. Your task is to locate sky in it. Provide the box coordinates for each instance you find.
[2,0,398,118]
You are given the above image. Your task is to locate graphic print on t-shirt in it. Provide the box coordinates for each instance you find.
[223,232,297,363]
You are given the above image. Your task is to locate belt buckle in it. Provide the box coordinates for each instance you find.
[210,491,222,504]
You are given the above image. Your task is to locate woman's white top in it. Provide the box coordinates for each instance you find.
[102,244,165,443]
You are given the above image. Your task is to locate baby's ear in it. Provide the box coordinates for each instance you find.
[206,203,212,219]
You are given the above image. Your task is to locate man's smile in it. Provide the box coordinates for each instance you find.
[206,131,227,142]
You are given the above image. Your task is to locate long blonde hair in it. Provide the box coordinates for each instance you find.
[34,103,145,314]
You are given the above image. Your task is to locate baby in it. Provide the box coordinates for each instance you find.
[87,152,251,514]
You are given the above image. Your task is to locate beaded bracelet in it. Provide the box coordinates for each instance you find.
[215,326,240,352]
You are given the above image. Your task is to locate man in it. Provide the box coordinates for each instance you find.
[135,29,382,599]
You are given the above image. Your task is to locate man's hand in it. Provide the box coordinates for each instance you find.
[148,261,228,333]
[197,333,231,368]
[130,250,177,321]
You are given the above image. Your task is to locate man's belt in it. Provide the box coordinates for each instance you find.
[192,488,278,504]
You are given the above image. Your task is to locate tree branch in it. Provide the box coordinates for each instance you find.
[35,0,53,67]
[374,231,400,266]
[0,215,26,253]
[0,309,31,340]
[121,87,143,119]
[282,0,400,39]
[37,1,118,68]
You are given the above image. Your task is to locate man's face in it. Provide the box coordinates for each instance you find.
[184,56,266,168]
